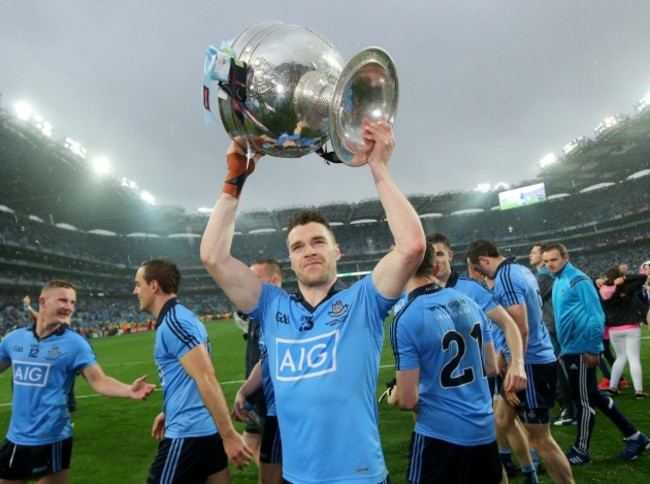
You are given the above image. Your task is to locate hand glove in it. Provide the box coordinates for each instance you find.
[223,151,256,199]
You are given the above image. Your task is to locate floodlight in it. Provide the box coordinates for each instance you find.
[14,102,34,121]
[634,94,650,113]
[538,153,557,169]
[197,207,213,214]
[92,156,111,176]
[476,183,491,193]
[140,191,156,204]
[121,177,138,189]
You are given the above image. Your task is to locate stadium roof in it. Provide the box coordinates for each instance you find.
[2,104,649,236]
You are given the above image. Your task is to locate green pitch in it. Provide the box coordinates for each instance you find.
[1,321,649,482]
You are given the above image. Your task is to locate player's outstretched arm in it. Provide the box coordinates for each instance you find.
[81,365,155,399]
[363,120,426,298]
[180,343,253,469]
[485,305,526,392]
[200,142,263,314]
[233,361,263,422]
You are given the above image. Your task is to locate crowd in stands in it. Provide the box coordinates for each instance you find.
[1,175,649,338]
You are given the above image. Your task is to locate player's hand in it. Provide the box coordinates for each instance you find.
[221,431,253,470]
[151,412,165,440]
[361,119,395,168]
[22,295,31,309]
[232,388,249,422]
[503,390,521,407]
[502,359,527,393]
[582,353,599,369]
[129,375,156,400]
[222,141,262,199]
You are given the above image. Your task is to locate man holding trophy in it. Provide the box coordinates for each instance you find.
[201,21,422,482]
[201,118,424,483]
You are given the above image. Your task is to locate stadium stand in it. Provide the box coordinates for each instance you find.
[1,98,649,337]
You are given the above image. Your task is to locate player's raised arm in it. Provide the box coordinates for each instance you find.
[200,142,264,314]
[363,120,426,298]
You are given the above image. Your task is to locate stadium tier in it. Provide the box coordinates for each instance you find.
[1,101,649,336]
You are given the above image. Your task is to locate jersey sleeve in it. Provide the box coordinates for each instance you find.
[249,283,284,329]
[160,311,205,360]
[0,335,10,362]
[496,269,526,309]
[389,304,421,371]
[71,336,98,371]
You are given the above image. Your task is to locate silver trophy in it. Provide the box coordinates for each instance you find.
[205,21,398,167]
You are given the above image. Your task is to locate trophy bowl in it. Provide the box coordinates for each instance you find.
[214,21,398,166]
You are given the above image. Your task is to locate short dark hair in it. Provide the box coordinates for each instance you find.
[252,258,284,281]
[426,233,451,250]
[41,280,76,295]
[466,240,501,264]
[414,241,436,278]
[286,210,335,241]
[542,242,569,257]
[140,259,181,294]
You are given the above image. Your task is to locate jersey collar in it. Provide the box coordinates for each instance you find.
[290,278,347,312]
[494,257,517,278]
[30,322,67,341]
[446,269,459,288]
[156,297,179,328]
[408,282,443,301]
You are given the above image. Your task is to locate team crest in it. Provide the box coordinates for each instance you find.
[47,347,61,359]
[328,300,348,318]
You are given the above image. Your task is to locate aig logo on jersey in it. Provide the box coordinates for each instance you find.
[276,330,339,381]
[13,360,51,387]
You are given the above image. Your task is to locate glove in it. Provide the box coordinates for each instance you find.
[222,151,256,199]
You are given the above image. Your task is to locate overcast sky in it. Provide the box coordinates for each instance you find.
[2,1,649,214]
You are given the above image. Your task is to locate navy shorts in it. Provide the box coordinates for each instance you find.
[513,361,557,424]
[0,437,72,480]
[147,433,228,484]
[407,432,501,484]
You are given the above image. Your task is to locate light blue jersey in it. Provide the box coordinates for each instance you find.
[0,325,96,445]
[447,270,506,354]
[390,284,495,446]
[154,299,216,438]
[493,258,555,364]
[249,276,394,483]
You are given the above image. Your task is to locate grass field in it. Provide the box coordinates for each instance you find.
[1,320,649,483]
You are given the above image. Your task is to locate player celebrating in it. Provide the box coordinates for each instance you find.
[201,120,426,483]
[0,280,155,483]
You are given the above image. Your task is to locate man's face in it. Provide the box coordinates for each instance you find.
[542,249,569,275]
[133,266,155,313]
[529,245,543,266]
[469,256,494,278]
[40,287,76,324]
[251,263,282,288]
[432,242,452,278]
[288,222,340,288]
